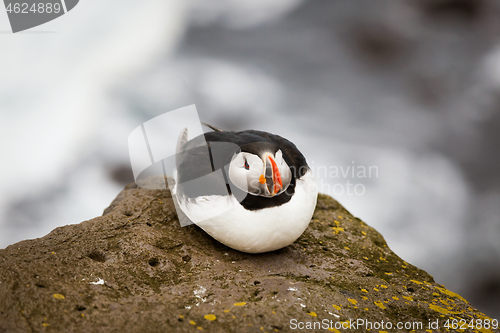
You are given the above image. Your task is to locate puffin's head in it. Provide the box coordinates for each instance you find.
[228,142,292,198]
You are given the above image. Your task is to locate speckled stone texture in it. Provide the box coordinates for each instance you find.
[0,177,496,333]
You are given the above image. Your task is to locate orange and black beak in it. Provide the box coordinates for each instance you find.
[262,155,283,196]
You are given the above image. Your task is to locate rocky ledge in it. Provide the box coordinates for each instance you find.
[0,178,496,333]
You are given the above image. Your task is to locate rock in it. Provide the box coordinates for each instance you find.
[0,178,496,332]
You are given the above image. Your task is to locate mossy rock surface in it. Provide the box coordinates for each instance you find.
[0,178,496,332]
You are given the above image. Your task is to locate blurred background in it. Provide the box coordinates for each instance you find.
[1,0,499,318]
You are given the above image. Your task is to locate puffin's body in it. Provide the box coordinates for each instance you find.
[174,126,317,253]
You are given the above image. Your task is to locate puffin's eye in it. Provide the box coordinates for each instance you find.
[244,160,250,170]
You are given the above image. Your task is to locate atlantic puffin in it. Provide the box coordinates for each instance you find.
[173,124,317,253]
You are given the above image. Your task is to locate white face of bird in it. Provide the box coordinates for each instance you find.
[228,149,292,197]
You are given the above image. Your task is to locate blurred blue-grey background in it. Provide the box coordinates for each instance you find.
[1,0,499,318]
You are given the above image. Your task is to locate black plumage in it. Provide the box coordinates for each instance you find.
[176,129,310,211]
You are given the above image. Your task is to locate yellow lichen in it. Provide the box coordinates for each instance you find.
[347,299,357,305]
[332,227,344,234]
[439,299,449,306]
[204,314,216,321]
[361,289,368,293]
[190,320,196,325]
[332,305,341,311]
[428,304,460,315]
[392,296,399,300]
[374,301,386,309]
[380,285,388,289]
[53,294,65,300]
[435,286,467,302]
[403,296,413,301]
[233,302,247,306]
[308,312,317,317]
